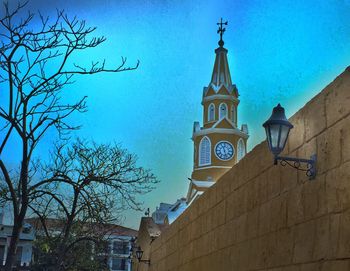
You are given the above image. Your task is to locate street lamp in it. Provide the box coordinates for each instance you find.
[135,246,150,265]
[263,104,316,179]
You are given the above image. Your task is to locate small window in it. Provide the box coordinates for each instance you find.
[237,139,246,162]
[208,104,215,122]
[0,245,5,266]
[231,106,236,125]
[15,246,22,267]
[219,103,227,119]
[111,258,127,270]
[113,241,128,255]
[199,137,211,166]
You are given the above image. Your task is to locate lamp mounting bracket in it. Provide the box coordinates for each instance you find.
[274,154,317,180]
[139,259,151,265]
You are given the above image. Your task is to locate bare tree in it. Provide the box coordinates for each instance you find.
[27,139,157,271]
[0,1,139,269]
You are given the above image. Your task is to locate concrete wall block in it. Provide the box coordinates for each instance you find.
[325,68,350,127]
[206,210,215,233]
[177,211,190,230]
[237,241,250,270]
[265,232,278,268]
[167,251,179,270]
[246,179,259,211]
[225,192,237,222]
[301,175,327,221]
[267,166,281,200]
[220,247,233,270]
[200,232,210,257]
[255,234,270,269]
[245,142,271,181]
[213,200,226,228]
[217,224,229,250]
[192,238,201,259]
[246,207,259,239]
[316,123,342,175]
[273,228,294,267]
[247,238,260,270]
[224,218,237,246]
[277,266,301,271]
[190,220,200,240]
[151,237,162,252]
[293,219,316,263]
[236,186,247,217]
[300,262,322,271]
[229,245,239,270]
[304,93,327,142]
[208,185,217,210]
[207,230,217,254]
[183,242,194,264]
[340,115,350,163]
[325,214,340,260]
[235,213,247,243]
[188,199,200,222]
[287,186,304,227]
[258,171,269,205]
[270,193,288,231]
[198,214,206,237]
[337,209,350,258]
[312,215,330,261]
[259,201,271,236]
[326,161,350,213]
[321,260,350,271]
[200,253,213,271]
[289,110,306,151]
[216,179,227,205]
[178,227,191,250]
[233,155,250,189]
[236,158,250,189]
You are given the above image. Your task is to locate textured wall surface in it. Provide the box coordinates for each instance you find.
[148,67,350,271]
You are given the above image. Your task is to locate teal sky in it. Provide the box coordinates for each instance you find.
[3,0,350,229]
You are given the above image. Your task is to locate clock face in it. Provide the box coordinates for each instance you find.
[215,141,234,161]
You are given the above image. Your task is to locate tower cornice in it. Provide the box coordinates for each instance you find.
[192,127,249,140]
[201,94,239,105]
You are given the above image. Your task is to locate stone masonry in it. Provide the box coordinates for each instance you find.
[142,67,350,271]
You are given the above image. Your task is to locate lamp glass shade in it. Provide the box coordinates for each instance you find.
[279,125,290,149]
[263,104,293,156]
[136,247,143,261]
[269,124,280,149]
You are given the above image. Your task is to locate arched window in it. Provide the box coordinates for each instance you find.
[208,104,215,122]
[237,138,246,162]
[219,103,228,119]
[193,145,197,164]
[231,106,236,126]
[199,136,211,166]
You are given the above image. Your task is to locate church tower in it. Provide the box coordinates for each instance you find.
[187,19,249,203]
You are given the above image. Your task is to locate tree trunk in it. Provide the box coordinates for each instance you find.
[5,142,29,271]
[4,218,22,271]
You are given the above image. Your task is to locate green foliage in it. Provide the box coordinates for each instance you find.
[31,236,110,271]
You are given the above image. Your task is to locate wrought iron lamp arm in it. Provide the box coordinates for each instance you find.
[139,259,151,265]
[274,154,317,179]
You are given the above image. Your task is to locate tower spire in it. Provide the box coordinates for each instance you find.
[217,18,228,47]
[210,18,233,91]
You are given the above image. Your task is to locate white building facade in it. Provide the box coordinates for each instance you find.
[0,224,34,268]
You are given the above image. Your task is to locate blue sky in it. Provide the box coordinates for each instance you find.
[3,0,350,228]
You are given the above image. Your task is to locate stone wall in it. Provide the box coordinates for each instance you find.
[148,67,350,271]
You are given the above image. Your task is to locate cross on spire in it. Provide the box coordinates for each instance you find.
[217,18,228,47]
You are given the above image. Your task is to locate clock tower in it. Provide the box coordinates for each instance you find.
[186,19,249,203]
